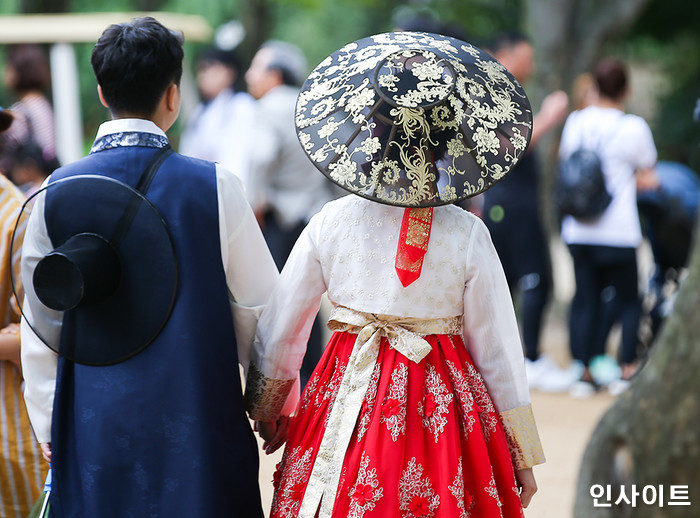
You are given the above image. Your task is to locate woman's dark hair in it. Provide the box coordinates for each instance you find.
[594,58,628,101]
[90,16,184,117]
[7,44,51,93]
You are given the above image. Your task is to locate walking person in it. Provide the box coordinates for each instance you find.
[246,31,545,518]
[244,40,340,386]
[20,17,279,517]
[0,106,47,518]
[481,31,574,392]
[559,58,658,398]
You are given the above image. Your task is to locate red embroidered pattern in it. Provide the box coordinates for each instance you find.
[399,457,440,518]
[417,364,454,443]
[380,363,408,441]
[271,446,314,518]
[357,364,381,442]
[348,453,384,517]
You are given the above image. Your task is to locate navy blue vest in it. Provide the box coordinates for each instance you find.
[44,139,264,517]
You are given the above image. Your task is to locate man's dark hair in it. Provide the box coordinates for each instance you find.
[593,58,628,101]
[91,17,184,116]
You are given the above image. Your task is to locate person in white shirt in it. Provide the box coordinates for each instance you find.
[244,31,544,518]
[179,46,257,196]
[559,58,658,398]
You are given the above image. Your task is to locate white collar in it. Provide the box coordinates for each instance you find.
[95,118,167,140]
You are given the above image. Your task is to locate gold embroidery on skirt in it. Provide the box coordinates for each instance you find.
[299,306,461,518]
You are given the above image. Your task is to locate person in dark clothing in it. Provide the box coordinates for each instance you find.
[481,32,573,392]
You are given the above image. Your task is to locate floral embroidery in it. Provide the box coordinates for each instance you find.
[417,364,453,442]
[445,360,477,439]
[399,458,440,518]
[322,357,348,426]
[464,362,499,439]
[244,363,296,421]
[500,404,546,469]
[90,131,169,153]
[484,474,503,509]
[300,371,321,413]
[381,363,408,441]
[348,453,384,517]
[271,446,314,518]
[448,459,472,518]
[295,32,532,208]
[357,363,381,441]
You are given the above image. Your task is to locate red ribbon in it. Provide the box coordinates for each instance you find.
[394,207,433,287]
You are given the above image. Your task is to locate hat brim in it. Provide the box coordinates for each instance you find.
[16,175,178,365]
[295,31,532,207]
[0,109,14,133]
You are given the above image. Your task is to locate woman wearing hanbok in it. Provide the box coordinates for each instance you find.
[245,31,545,518]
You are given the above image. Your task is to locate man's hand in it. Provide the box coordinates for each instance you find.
[40,442,52,463]
[516,467,538,508]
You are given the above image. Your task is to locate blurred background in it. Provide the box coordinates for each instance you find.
[1,2,698,517]
[0,0,698,171]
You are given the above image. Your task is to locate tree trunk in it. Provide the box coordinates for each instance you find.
[238,0,272,68]
[573,226,700,517]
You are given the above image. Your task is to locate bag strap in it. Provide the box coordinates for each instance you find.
[110,145,173,247]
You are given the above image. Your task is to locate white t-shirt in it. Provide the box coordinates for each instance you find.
[558,105,657,247]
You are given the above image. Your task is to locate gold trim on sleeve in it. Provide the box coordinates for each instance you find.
[244,363,296,422]
[500,404,546,470]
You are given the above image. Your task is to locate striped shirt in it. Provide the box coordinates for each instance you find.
[0,174,46,517]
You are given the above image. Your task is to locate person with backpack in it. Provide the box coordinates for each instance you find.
[558,58,658,398]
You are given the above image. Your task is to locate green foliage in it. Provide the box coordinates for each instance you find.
[627,1,700,170]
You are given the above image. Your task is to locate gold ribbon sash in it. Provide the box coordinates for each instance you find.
[299,306,461,517]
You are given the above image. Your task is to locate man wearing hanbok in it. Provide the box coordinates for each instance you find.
[245,32,545,518]
[20,17,278,517]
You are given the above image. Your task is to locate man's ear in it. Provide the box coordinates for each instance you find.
[97,85,109,109]
[165,83,179,113]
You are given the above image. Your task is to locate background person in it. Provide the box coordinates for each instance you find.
[179,46,257,195]
[559,57,658,398]
[0,44,59,180]
[481,31,574,392]
[0,106,47,518]
[244,40,341,386]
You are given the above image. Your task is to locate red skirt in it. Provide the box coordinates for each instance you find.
[270,331,524,518]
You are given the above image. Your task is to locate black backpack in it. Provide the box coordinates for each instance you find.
[554,116,624,221]
[554,148,611,220]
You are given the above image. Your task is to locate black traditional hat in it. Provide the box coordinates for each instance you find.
[0,107,14,133]
[15,149,178,365]
[295,31,532,207]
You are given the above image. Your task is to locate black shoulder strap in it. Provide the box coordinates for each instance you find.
[135,144,174,194]
[110,145,173,246]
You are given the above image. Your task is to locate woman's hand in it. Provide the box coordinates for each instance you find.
[255,416,290,455]
[515,467,538,508]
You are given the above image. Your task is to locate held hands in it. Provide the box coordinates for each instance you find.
[515,467,538,508]
[254,416,290,455]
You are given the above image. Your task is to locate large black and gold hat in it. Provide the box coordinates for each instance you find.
[295,31,532,207]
